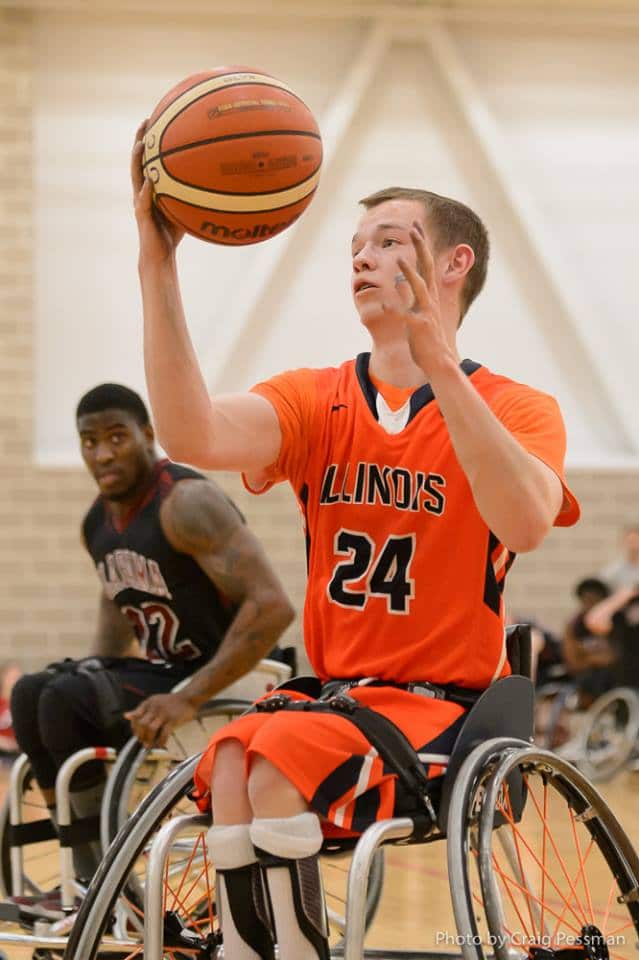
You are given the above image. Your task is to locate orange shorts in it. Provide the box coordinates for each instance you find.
[193,686,466,836]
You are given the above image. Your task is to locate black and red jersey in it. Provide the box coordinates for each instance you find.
[83,460,239,669]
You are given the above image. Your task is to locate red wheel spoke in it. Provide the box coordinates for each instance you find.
[600,876,617,937]
[497,788,590,928]
[550,838,595,941]
[492,855,583,938]
[569,807,595,924]
[492,852,534,940]
[501,788,538,939]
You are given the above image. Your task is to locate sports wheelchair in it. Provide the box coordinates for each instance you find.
[0,656,294,958]
[536,678,639,782]
[59,624,639,960]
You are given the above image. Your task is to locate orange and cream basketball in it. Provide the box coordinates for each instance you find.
[142,67,322,245]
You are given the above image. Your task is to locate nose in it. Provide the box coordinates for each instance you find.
[352,242,376,272]
[95,441,115,464]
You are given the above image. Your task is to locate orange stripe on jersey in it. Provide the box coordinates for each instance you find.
[243,354,579,689]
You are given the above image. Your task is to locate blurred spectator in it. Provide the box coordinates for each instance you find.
[585,582,639,689]
[0,662,22,756]
[563,578,616,705]
[507,612,563,686]
[600,525,639,590]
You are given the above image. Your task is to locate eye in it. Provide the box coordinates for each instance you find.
[382,238,399,248]
[81,438,95,450]
[110,433,124,445]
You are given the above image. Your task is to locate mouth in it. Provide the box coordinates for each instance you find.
[353,280,379,295]
[97,470,123,486]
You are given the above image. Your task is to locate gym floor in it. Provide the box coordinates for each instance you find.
[2,765,639,959]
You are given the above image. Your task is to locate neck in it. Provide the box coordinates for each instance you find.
[363,296,460,387]
[105,462,157,520]
[368,338,461,388]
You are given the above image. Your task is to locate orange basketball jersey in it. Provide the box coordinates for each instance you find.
[245,355,579,689]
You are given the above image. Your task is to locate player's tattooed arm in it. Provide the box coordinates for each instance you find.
[125,478,295,747]
[93,592,140,657]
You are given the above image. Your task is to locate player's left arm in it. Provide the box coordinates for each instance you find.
[397,226,564,554]
[125,478,295,747]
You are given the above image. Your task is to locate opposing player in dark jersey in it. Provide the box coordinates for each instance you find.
[132,115,579,960]
[8,383,294,916]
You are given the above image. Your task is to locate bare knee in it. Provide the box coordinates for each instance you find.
[247,755,308,819]
[210,739,251,824]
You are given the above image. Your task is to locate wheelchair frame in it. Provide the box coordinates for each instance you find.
[3,633,639,959]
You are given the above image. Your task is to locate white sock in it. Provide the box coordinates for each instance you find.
[250,813,329,960]
[206,823,273,960]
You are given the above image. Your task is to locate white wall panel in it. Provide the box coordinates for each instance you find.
[34,9,639,467]
[33,9,364,461]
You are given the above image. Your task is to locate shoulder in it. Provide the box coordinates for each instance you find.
[472,365,563,423]
[160,477,244,554]
[251,365,340,406]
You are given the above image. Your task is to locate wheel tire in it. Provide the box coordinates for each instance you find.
[446,737,532,960]
[478,745,639,960]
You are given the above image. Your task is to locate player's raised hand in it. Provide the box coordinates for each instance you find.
[396,222,455,378]
[131,120,185,263]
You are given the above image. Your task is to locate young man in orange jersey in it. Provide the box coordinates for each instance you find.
[131,120,579,960]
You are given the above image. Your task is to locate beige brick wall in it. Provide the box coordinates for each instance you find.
[0,9,636,674]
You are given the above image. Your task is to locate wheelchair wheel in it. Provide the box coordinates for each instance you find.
[67,753,385,959]
[568,687,639,782]
[101,697,250,851]
[477,745,639,960]
[447,737,532,960]
[0,758,60,899]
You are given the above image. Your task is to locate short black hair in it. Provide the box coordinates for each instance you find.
[575,577,610,600]
[76,383,150,426]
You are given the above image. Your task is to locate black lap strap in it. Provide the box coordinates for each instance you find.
[58,815,101,848]
[8,818,58,846]
[254,692,436,825]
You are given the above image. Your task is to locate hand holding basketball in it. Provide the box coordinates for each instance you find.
[139,67,322,246]
[132,120,185,264]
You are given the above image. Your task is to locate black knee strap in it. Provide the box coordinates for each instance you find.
[46,657,126,728]
[255,849,329,960]
[218,862,275,960]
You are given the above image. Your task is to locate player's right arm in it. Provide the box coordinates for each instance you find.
[131,122,282,474]
[93,592,140,657]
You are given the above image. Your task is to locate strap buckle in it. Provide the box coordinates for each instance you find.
[407,682,446,701]
[255,693,291,712]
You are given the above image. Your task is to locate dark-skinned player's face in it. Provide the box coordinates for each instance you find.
[77,408,156,502]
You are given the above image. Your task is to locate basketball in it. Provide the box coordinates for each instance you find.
[142,67,322,246]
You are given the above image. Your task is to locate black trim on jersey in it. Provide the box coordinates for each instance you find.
[299,483,311,573]
[483,531,514,616]
[354,353,482,426]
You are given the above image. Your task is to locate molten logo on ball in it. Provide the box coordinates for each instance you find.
[201,219,298,242]
[144,67,322,245]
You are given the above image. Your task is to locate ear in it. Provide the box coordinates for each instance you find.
[441,243,475,286]
[144,422,155,446]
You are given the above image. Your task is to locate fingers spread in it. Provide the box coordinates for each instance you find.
[396,256,426,313]
[411,224,435,291]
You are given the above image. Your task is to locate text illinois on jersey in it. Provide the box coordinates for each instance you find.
[319,462,446,514]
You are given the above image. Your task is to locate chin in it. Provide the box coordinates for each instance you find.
[102,483,135,502]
